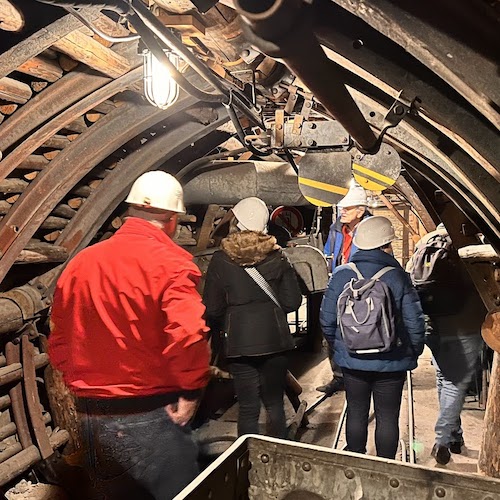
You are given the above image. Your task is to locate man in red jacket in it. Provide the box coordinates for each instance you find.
[49,170,210,500]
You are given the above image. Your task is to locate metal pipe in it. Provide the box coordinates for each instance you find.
[234,0,379,153]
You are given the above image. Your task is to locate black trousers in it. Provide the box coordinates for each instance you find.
[229,354,288,438]
[79,400,199,500]
[342,368,406,459]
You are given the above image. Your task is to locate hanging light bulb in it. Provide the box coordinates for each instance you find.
[142,48,179,109]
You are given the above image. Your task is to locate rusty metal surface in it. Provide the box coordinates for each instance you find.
[236,0,379,152]
[328,0,499,130]
[0,94,198,283]
[21,335,53,460]
[57,107,228,258]
[5,342,32,450]
[177,435,500,499]
[0,68,110,153]
[350,92,500,247]
[0,66,142,183]
[394,176,437,233]
[315,6,500,179]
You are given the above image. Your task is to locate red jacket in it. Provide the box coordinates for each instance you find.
[49,217,210,398]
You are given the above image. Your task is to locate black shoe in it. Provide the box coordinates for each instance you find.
[431,444,451,465]
[316,378,345,396]
[449,439,465,454]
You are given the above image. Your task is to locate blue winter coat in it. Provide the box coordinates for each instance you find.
[320,249,425,372]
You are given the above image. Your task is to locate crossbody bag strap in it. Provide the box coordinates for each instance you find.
[244,267,280,308]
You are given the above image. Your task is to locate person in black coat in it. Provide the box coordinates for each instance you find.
[204,197,302,438]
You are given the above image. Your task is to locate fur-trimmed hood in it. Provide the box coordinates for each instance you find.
[221,231,279,266]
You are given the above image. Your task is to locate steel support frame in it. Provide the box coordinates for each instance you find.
[327,0,499,130]
[314,3,499,178]
[57,108,230,259]
[0,94,199,282]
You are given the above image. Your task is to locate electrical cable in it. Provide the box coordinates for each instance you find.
[34,0,130,15]
[65,6,140,42]
[224,100,272,157]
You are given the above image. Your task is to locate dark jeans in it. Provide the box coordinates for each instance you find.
[343,368,406,459]
[229,354,288,438]
[79,402,199,500]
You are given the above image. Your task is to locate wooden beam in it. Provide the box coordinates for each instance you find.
[58,54,79,72]
[479,351,500,477]
[15,241,68,264]
[30,81,48,93]
[52,31,131,78]
[0,77,32,104]
[0,0,24,32]
[17,155,49,171]
[0,103,18,115]
[0,178,27,194]
[43,135,71,149]
[17,56,63,83]
[0,8,101,80]
[51,204,77,219]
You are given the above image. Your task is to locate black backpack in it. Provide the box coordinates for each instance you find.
[409,233,464,315]
[337,263,399,355]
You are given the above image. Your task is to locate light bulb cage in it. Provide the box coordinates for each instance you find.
[142,48,180,110]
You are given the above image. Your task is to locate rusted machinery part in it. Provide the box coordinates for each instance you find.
[21,335,53,459]
[0,93,200,283]
[56,107,229,260]
[5,342,32,449]
[0,66,143,182]
[234,0,378,153]
[0,68,110,153]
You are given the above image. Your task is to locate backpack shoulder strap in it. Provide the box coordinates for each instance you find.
[346,262,364,279]
[371,266,396,281]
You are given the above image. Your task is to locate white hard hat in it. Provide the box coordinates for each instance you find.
[125,171,185,213]
[353,216,396,250]
[337,185,368,208]
[232,197,269,232]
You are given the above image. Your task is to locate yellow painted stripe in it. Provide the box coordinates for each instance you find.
[304,195,332,207]
[352,163,395,186]
[298,177,348,195]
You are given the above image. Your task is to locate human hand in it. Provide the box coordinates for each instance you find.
[165,397,198,426]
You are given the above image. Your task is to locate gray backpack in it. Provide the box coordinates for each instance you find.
[337,263,398,355]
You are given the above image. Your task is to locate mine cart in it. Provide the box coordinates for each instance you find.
[176,435,500,499]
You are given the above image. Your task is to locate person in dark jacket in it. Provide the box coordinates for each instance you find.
[320,216,425,459]
[318,184,371,396]
[204,197,302,438]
